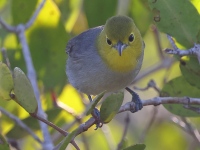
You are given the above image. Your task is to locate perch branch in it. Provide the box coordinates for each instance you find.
[69,96,200,140]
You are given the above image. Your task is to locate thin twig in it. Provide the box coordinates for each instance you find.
[30,113,80,149]
[0,107,42,143]
[165,35,200,63]
[166,35,178,50]
[181,117,200,144]
[134,79,160,93]
[30,113,68,136]
[184,105,200,114]
[25,0,46,29]
[51,102,82,142]
[1,47,11,69]
[151,25,164,59]
[172,117,200,146]
[0,17,16,32]
[117,113,130,150]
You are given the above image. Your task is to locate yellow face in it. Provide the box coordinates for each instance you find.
[97,16,144,73]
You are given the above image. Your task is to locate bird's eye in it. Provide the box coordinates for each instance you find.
[129,34,134,42]
[106,38,112,46]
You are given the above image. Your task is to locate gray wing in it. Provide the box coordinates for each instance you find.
[66,26,104,59]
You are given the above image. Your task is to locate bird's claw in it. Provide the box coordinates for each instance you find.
[125,87,143,113]
[130,98,143,113]
[92,108,103,130]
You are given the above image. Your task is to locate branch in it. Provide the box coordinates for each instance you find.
[151,25,164,59]
[184,105,200,114]
[181,117,200,144]
[165,35,200,63]
[134,79,160,93]
[30,113,68,136]
[0,107,42,144]
[30,113,80,149]
[70,96,200,140]
[24,0,46,29]
[0,0,46,32]
[0,17,16,32]
[172,117,200,146]
[0,0,55,149]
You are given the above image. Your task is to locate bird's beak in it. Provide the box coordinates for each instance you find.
[115,41,127,56]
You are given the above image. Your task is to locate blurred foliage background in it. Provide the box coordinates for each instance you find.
[0,0,200,149]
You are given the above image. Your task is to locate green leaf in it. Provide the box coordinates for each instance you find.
[148,0,200,48]
[180,56,200,89]
[83,0,118,27]
[54,129,78,150]
[0,134,10,150]
[13,67,38,113]
[11,0,38,25]
[86,91,105,115]
[161,76,200,117]
[123,144,146,150]
[100,92,124,123]
[0,62,14,100]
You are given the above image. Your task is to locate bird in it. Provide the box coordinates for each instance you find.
[66,15,145,126]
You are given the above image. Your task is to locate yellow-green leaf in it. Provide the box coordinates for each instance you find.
[13,67,37,113]
[0,62,14,100]
[100,92,124,123]
[180,56,200,89]
[54,129,78,150]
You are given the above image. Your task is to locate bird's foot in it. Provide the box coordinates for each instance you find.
[125,87,143,113]
[92,108,103,130]
[88,95,103,130]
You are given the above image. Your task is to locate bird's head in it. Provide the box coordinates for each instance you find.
[97,16,144,72]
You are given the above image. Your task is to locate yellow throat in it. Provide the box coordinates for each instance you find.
[97,16,143,73]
